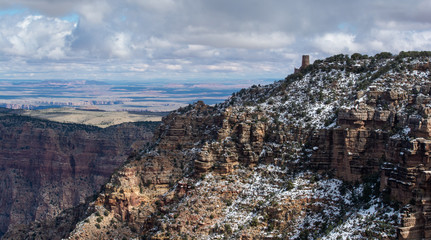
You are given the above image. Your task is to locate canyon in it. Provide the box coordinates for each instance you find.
[0,109,159,237]
[3,51,431,239]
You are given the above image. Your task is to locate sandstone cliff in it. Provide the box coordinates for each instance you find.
[0,110,158,238]
[9,51,431,239]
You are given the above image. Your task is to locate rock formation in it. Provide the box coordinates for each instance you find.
[4,51,431,239]
[0,110,158,237]
[63,52,431,240]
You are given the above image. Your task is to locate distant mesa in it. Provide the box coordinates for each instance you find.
[294,55,310,73]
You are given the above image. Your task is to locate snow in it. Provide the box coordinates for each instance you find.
[180,163,400,240]
[324,200,399,240]
[163,54,429,239]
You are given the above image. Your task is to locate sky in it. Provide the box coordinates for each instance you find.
[0,0,430,82]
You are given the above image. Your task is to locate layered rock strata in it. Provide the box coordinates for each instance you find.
[311,84,431,239]
[0,112,158,237]
[9,52,431,239]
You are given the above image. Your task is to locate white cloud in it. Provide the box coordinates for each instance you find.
[0,14,76,59]
[109,32,131,58]
[206,62,242,72]
[178,31,295,49]
[166,64,183,70]
[0,0,430,81]
[144,37,174,49]
[368,29,431,53]
[312,33,361,55]
[173,45,220,58]
[130,64,149,72]
[126,0,176,12]
[77,1,111,24]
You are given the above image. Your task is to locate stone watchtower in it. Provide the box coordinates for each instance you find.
[301,55,310,69]
[294,55,310,73]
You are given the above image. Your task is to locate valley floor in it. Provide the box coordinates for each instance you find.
[21,107,164,127]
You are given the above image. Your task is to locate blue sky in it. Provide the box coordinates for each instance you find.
[0,0,429,82]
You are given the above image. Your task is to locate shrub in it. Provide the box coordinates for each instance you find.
[224,224,232,234]
[267,222,274,232]
[250,217,259,227]
[285,180,294,190]
[351,53,364,60]
[375,52,393,59]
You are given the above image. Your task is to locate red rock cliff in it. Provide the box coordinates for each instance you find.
[0,113,158,236]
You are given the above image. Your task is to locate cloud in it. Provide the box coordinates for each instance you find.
[109,32,131,58]
[368,29,431,53]
[312,33,361,55]
[129,64,149,72]
[0,0,429,81]
[176,31,294,49]
[0,14,76,59]
[205,62,243,72]
[126,0,176,12]
[165,64,182,70]
[77,1,111,24]
[173,45,220,59]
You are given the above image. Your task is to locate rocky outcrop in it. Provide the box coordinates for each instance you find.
[10,52,431,239]
[64,101,224,239]
[0,112,158,237]
[311,81,431,239]
[195,107,309,175]
[311,104,392,182]
[195,107,268,174]
[65,99,317,239]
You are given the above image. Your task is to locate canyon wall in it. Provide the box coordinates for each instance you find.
[311,84,431,239]
[0,111,158,237]
[5,52,431,239]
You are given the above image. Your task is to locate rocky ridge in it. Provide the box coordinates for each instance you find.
[8,51,431,239]
[0,110,159,238]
